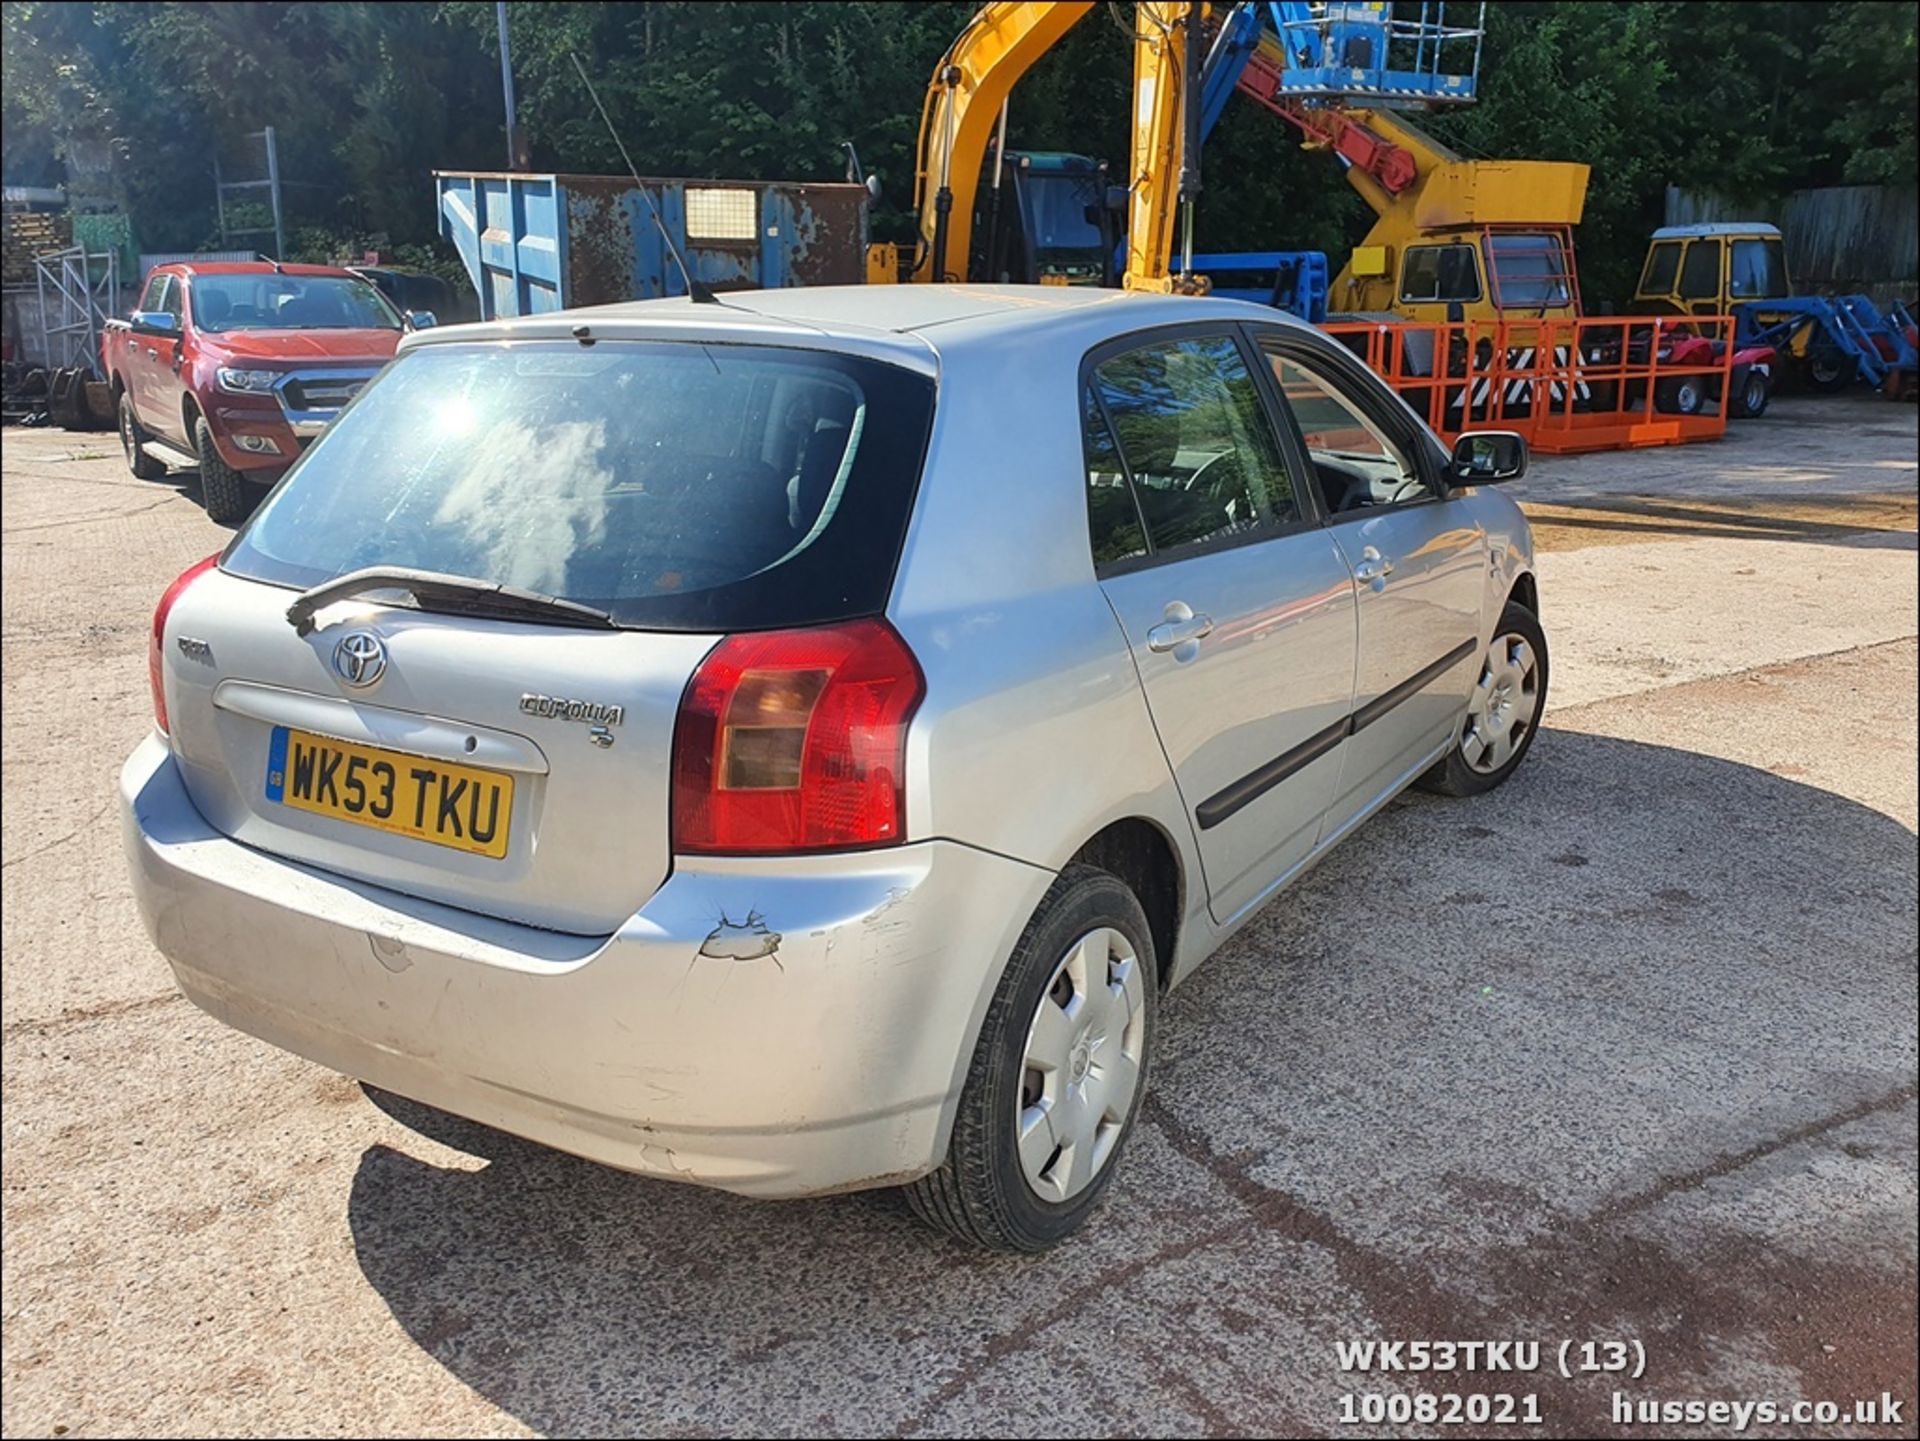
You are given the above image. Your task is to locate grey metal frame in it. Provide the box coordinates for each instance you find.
[33,245,120,373]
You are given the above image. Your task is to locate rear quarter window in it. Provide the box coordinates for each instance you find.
[222,340,936,632]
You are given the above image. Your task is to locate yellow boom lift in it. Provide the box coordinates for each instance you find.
[1220,9,1589,324]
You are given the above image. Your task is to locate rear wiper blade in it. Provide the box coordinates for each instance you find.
[286,565,618,636]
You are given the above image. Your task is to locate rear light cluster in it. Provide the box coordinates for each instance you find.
[150,555,220,735]
[671,618,924,854]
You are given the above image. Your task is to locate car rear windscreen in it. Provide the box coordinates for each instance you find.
[222,340,936,631]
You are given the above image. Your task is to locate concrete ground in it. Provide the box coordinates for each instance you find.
[3,395,1915,1438]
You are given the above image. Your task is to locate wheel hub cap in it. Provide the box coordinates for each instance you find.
[1461,632,1541,775]
[1017,926,1148,1204]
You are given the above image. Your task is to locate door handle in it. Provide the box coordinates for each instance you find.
[1353,545,1396,585]
[145,347,158,360]
[1147,602,1215,654]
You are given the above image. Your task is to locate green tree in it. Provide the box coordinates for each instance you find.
[1810,2,1919,183]
[3,1,1914,297]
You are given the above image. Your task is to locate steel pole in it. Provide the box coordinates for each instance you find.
[262,126,285,260]
[497,2,520,170]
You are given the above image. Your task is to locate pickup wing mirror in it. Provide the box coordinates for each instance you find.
[130,310,178,336]
[403,310,439,331]
[1449,430,1527,485]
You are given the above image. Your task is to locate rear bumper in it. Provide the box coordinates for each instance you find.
[121,735,1052,1198]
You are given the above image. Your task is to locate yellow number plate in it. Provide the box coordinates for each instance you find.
[265,726,513,859]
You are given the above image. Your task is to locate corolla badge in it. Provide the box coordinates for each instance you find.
[332,630,387,688]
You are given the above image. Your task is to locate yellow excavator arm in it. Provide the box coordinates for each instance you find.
[903,0,1207,291]
[1122,3,1207,292]
[909,2,1095,283]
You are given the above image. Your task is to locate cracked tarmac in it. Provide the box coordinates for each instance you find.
[3,395,1916,1437]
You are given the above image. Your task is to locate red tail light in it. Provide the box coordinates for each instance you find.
[672,618,924,854]
[150,555,219,735]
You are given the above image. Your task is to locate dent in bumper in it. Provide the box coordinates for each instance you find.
[119,736,1053,1197]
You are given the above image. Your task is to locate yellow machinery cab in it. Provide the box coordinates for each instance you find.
[1632,223,1790,317]
[1327,142,1591,326]
[1350,221,1581,325]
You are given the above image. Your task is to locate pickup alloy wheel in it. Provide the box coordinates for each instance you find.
[119,393,167,480]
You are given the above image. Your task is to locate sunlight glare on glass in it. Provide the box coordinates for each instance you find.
[432,393,478,437]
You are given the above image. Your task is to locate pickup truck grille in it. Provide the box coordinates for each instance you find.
[281,374,368,413]
[273,369,380,437]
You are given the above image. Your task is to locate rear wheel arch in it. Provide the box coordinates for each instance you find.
[1065,817,1184,992]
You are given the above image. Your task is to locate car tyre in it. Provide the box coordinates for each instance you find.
[1419,599,1549,798]
[119,392,167,479]
[904,864,1156,1252]
[194,415,254,525]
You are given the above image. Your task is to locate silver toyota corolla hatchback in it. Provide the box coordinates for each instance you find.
[123,285,1546,1250]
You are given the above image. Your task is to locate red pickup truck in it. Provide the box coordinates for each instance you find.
[103,260,415,522]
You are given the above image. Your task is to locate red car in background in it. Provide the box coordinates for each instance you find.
[103,261,419,522]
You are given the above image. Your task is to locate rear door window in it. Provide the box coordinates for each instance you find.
[1082,332,1303,566]
[222,341,936,632]
[1083,387,1147,566]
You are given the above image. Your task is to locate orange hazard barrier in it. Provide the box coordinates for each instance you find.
[1320,315,1737,454]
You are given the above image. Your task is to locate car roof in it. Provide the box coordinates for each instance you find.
[1650,223,1782,240]
[399,284,1319,372]
[159,261,363,279]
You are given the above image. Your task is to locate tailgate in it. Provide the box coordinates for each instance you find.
[161,568,714,934]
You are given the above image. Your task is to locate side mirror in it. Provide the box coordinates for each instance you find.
[130,310,177,336]
[404,310,439,330]
[1449,430,1527,485]
[865,173,883,204]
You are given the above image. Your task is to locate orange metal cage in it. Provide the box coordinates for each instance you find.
[1321,314,1736,453]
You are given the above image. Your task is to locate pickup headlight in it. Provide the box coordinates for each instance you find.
[216,368,280,394]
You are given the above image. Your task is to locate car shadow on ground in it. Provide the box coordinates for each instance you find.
[168,465,263,530]
[346,728,1918,1436]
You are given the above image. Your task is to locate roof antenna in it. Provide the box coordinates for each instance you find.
[569,52,718,305]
